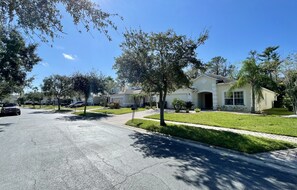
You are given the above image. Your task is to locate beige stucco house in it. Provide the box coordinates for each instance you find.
[110,87,151,107]
[163,74,277,112]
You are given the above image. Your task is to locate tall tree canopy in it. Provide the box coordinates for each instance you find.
[114,29,208,126]
[258,46,282,82]
[206,56,235,78]
[0,28,41,98]
[72,72,106,115]
[284,70,297,114]
[41,75,73,111]
[0,0,118,41]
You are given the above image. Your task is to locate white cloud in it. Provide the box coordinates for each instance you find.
[41,62,49,67]
[63,53,76,61]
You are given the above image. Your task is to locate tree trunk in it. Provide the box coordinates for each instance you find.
[293,99,297,115]
[251,87,256,113]
[159,91,166,126]
[57,98,61,111]
[84,96,88,115]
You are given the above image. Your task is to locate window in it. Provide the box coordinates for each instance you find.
[224,92,233,105]
[234,91,244,105]
[224,91,244,105]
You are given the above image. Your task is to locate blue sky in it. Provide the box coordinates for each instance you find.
[29,0,297,88]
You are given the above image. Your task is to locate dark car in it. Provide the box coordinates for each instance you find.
[67,101,85,108]
[1,103,21,116]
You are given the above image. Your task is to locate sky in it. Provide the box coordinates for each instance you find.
[29,0,297,88]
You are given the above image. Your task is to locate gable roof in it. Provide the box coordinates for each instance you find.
[194,73,234,83]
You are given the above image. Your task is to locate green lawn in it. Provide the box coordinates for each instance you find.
[23,104,75,110]
[263,108,294,116]
[74,106,103,111]
[92,108,146,115]
[146,112,297,137]
[126,119,296,154]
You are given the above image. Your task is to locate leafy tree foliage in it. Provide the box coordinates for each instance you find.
[25,89,44,108]
[283,54,297,113]
[258,46,282,82]
[206,56,235,77]
[0,28,41,98]
[114,29,208,126]
[284,71,297,114]
[0,0,118,41]
[41,75,73,111]
[72,72,106,115]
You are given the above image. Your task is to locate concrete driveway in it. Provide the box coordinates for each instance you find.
[0,109,296,190]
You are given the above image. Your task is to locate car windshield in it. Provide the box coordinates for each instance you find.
[3,103,17,107]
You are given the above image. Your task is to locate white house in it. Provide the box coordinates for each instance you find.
[162,74,277,112]
[110,86,150,107]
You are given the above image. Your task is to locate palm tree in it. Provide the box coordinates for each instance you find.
[230,53,268,113]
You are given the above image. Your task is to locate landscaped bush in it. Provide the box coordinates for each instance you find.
[195,108,201,112]
[184,101,194,113]
[108,102,120,109]
[172,98,185,113]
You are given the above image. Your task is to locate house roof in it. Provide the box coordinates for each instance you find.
[118,89,143,95]
[201,73,234,83]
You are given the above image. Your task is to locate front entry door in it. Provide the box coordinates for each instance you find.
[204,93,213,109]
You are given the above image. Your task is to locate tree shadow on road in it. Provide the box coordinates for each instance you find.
[56,112,111,121]
[29,110,73,114]
[128,132,297,189]
[0,123,13,127]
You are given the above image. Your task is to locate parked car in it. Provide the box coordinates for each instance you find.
[1,103,21,116]
[67,101,85,108]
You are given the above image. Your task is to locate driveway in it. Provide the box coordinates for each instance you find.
[0,109,296,190]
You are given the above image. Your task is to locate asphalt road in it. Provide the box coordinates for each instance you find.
[0,109,296,190]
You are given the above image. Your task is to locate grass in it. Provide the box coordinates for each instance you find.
[73,106,103,111]
[92,107,146,115]
[126,119,296,154]
[262,108,294,116]
[146,112,297,137]
[23,105,61,109]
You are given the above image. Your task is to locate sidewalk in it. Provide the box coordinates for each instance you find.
[101,109,297,174]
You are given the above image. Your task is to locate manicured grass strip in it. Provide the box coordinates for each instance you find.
[93,108,146,115]
[262,108,294,116]
[126,119,296,154]
[146,112,297,137]
[74,106,103,111]
[22,105,74,110]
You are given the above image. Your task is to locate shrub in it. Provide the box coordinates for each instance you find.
[145,106,151,109]
[108,102,120,109]
[172,98,185,113]
[195,108,201,113]
[184,101,194,110]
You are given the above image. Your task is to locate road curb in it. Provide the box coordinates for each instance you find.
[117,122,297,176]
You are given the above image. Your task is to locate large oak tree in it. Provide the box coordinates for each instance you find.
[0,0,118,41]
[0,28,41,99]
[114,29,208,126]
[41,75,73,111]
[72,72,106,115]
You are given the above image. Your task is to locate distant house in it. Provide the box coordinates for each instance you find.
[110,86,151,107]
[161,74,277,112]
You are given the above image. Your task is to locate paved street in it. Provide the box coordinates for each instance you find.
[0,109,296,190]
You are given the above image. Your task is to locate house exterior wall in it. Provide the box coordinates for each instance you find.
[165,89,192,109]
[217,83,252,112]
[192,76,218,109]
[255,88,276,111]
